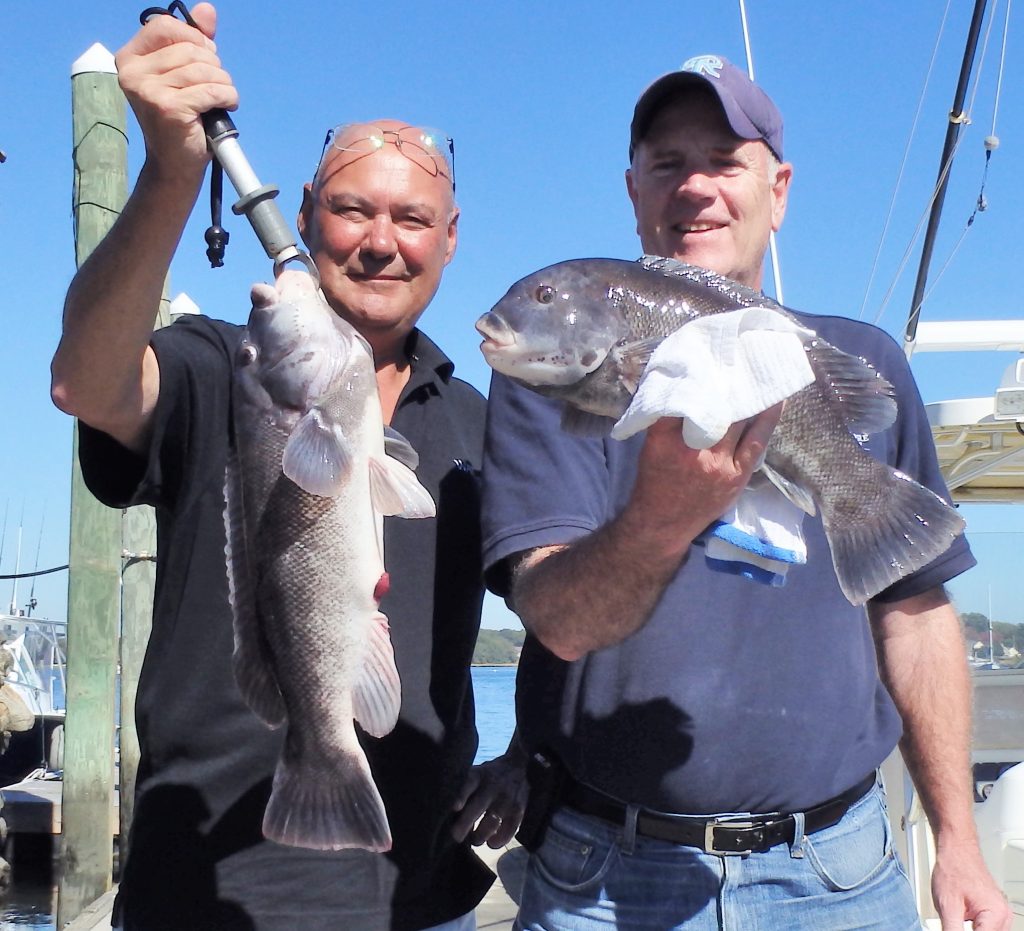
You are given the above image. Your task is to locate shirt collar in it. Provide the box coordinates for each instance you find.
[402,328,454,394]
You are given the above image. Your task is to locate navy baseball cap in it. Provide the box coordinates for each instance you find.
[629,54,784,162]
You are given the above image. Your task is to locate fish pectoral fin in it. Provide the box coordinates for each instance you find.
[368,456,437,518]
[760,463,817,516]
[353,611,402,738]
[614,336,662,394]
[383,426,420,471]
[282,408,353,497]
[560,406,617,437]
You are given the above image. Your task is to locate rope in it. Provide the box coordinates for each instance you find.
[0,565,69,581]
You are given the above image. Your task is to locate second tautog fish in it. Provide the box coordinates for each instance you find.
[225,268,434,851]
[476,255,965,605]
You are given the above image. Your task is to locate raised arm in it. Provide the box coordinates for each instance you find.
[511,410,779,661]
[50,3,237,452]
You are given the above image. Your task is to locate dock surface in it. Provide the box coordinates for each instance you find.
[3,838,525,930]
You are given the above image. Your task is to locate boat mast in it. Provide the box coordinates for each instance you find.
[904,0,990,354]
[737,0,785,303]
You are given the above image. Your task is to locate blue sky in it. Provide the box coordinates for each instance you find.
[2,0,1022,630]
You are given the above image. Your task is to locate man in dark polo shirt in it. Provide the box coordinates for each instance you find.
[50,5,522,930]
[481,55,1010,929]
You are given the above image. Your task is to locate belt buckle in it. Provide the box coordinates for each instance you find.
[703,817,758,856]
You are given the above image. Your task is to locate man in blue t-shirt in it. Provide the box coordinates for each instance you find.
[481,55,1011,930]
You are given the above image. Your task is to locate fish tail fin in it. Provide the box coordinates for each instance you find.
[263,744,392,852]
[822,462,965,605]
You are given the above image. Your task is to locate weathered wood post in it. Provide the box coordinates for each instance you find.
[59,42,127,927]
[118,288,167,857]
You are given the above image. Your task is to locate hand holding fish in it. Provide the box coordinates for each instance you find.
[632,407,782,553]
[115,2,237,174]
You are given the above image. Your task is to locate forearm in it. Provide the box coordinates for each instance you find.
[869,588,977,847]
[513,412,780,661]
[52,4,232,452]
[51,161,205,449]
[512,506,690,661]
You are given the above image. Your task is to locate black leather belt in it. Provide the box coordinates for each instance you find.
[562,771,877,856]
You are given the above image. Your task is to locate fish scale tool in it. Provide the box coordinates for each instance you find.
[139,1,319,283]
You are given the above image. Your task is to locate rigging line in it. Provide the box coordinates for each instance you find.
[0,500,7,571]
[858,0,954,322]
[874,0,998,329]
[0,565,69,581]
[871,131,968,326]
[900,0,1002,312]
[987,0,1011,132]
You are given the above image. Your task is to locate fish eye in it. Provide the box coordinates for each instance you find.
[238,343,258,366]
[535,285,556,304]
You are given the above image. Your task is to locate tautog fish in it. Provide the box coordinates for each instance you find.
[476,256,964,605]
[225,268,434,851]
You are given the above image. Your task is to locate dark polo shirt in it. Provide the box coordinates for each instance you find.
[80,315,492,931]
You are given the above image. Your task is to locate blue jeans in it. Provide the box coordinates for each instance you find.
[514,777,921,930]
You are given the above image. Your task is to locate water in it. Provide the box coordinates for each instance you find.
[0,870,56,930]
[472,665,518,763]
[0,665,518,927]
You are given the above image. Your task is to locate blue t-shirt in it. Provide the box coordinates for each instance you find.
[481,309,975,815]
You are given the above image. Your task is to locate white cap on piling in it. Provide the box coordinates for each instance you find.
[169,293,202,319]
[71,43,116,77]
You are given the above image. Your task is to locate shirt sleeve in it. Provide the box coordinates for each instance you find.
[480,372,611,597]
[79,316,238,515]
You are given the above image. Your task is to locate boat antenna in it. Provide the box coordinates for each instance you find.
[737,0,784,303]
[26,511,45,617]
[0,500,8,576]
[8,504,23,616]
[904,0,990,355]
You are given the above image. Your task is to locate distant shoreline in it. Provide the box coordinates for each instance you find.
[471,663,518,668]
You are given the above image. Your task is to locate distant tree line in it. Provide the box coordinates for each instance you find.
[962,612,1023,662]
[473,628,525,665]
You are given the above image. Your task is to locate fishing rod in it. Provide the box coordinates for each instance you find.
[139,2,318,281]
[904,0,990,352]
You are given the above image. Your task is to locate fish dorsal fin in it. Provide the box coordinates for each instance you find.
[282,408,353,497]
[369,456,436,518]
[806,338,897,435]
[638,255,779,308]
[352,611,402,738]
[560,405,618,437]
[760,462,818,517]
[383,426,420,471]
[224,449,287,727]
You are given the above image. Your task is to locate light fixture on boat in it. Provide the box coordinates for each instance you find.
[993,357,1024,421]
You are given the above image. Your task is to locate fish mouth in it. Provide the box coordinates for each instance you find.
[475,312,516,352]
